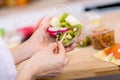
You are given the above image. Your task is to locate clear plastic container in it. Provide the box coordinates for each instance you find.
[40,5,87,47]
[89,27,115,50]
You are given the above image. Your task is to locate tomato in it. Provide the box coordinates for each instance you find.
[104,47,112,55]
[104,44,120,59]
[104,44,117,55]
[112,44,120,59]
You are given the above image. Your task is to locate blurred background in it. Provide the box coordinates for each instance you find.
[0,0,120,30]
[0,0,120,55]
[0,0,120,80]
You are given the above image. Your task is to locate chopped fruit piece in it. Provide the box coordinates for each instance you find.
[47,12,83,47]
[50,17,60,27]
[66,34,72,40]
[60,22,68,27]
[74,24,83,36]
[77,36,91,47]
[67,30,74,36]
[62,39,70,45]
[73,27,78,32]
[60,22,71,28]
[65,15,80,26]
[74,24,82,31]
[60,13,69,22]
[47,27,70,36]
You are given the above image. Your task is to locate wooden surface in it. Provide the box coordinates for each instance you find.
[1,0,120,79]
[40,12,120,80]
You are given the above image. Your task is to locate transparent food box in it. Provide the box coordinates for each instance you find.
[41,5,87,47]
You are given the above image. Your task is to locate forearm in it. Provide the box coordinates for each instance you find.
[17,63,35,80]
[10,40,42,64]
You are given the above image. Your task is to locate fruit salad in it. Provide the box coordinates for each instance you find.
[47,13,83,46]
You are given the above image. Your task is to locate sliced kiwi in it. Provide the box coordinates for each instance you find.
[62,39,70,45]
[60,22,71,28]
[74,24,83,36]
[66,34,73,40]
[60,13,69,22]
[58,33,63,40]
[58,24,83,47]
[60,22,67,27]
[67,30,74,36]
[77,36,91,47]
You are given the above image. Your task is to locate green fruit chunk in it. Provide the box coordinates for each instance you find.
[60,22,68,27]
[62,39,70,45]
[74,24,83,36]
[67,30,74,36]
[58,33,63,40]
[66,34,73,40]
[74,24,82,32]
[77,36,91,47]
[60,13,69,22]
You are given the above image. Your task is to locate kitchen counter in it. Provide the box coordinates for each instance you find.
[42,12,120,80]
[1,0,120,80]
[17,12,120,80]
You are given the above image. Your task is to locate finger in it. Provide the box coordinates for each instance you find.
[42,17,52,31]
[47,43,57,51]
[65,42,77,52]
[35,18,44,30]
[58,41,65,54]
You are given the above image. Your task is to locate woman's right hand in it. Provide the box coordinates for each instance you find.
[17,42,69,80]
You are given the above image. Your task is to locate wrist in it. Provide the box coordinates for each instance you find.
[10,40,42,64]
[17,63,35,80]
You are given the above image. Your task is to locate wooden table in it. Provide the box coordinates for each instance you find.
[40,12,120,80]
[1,0,120,79]
[16,12,120,80]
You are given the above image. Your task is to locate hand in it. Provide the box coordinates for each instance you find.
[10,18,53,64]
[10,17,77,64]
[30,18,81,52]
[17,42,69,80]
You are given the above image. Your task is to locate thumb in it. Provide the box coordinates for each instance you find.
[42,17,52,32]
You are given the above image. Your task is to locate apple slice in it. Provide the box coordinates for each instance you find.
[50,17,60,27]
[65,15,81,26]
